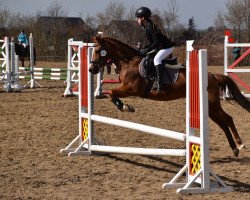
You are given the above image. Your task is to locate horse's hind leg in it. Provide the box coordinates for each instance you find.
[210,99,245,149]
[219,109,245,150]
[209,111,239,157]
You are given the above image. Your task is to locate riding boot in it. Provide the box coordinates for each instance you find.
[155,64,165,93]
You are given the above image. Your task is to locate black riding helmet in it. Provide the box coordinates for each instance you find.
[135,7,151,18]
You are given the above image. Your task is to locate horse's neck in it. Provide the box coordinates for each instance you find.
[109,49,134,61]
[115,57,142,72]
[106,40,138,61]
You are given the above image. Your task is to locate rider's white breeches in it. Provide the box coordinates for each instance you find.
[154,47,174,65]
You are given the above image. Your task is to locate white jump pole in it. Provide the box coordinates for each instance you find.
[29,33,35,88]
[81,113,186,141]
[27,33,42,88]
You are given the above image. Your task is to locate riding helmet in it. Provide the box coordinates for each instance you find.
[135,7,152,18]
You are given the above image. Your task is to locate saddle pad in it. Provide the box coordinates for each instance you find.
[139,58,179,84]
[139,58,147,78]
[162,68,179,84]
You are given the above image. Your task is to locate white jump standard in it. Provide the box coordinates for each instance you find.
[0,36,22,92]
[60,41,233,194]
[224,31,250,98]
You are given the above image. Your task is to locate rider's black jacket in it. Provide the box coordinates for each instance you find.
[141,19,175,55]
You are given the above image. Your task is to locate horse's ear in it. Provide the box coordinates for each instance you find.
[97,31,103,37]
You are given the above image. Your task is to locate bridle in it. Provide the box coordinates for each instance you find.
[90,44,109,69]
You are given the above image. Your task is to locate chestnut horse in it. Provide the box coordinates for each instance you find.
[89,36,250,157]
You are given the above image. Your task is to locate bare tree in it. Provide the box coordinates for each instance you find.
[45,0,68,17]
[0,6,11,28]
[214,11,226,31]
[96,1,131,43]
[162,0,181,41]
[106,1,125,21]
[96,1,126,27]
[223,0,249,42]
[96,12,109,28]
[84,14,98,30]
[126,5,137,20]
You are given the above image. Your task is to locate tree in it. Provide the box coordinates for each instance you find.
[162,0,181,40]
[0,6,11,28]
[45,0,68,17]
[182,17,197,40]
[126,5,136,20]
[216,0,249,42]
[96,1,126,27]
[151,9,164,31]
[214,11,226,31]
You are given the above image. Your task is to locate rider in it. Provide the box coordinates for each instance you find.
[135,7,175,93]
[18,29,29,50]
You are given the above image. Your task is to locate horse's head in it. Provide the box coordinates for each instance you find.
[89,36,110,74]
[89,36,141,74]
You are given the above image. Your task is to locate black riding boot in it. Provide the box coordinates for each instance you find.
[155,64,164,92]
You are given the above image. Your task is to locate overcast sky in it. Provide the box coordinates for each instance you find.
[1,0,229,29]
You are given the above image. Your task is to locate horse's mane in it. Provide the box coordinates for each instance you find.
[99,36,141,56]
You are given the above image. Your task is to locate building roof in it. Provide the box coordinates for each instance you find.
[37,16,86,27]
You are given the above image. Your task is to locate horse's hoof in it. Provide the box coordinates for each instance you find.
[233,149,239,157]
[123,104,135,112]
[238,143,245,150]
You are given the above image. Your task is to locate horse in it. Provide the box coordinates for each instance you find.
[13,43,36,67]
[89,36,250,158]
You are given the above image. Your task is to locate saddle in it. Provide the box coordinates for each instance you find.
[139,50,185,84]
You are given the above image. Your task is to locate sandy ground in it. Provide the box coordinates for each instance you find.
[0,66,249,200]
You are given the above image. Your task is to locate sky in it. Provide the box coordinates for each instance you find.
[0,0,229,29]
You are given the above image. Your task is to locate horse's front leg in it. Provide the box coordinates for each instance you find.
[109,84,136,112]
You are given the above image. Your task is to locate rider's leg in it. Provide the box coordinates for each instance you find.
[154,48,173,91]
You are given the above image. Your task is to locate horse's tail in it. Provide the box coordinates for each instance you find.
[214,74,250,112]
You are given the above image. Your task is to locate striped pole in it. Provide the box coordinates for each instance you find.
[18,67,68,81]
